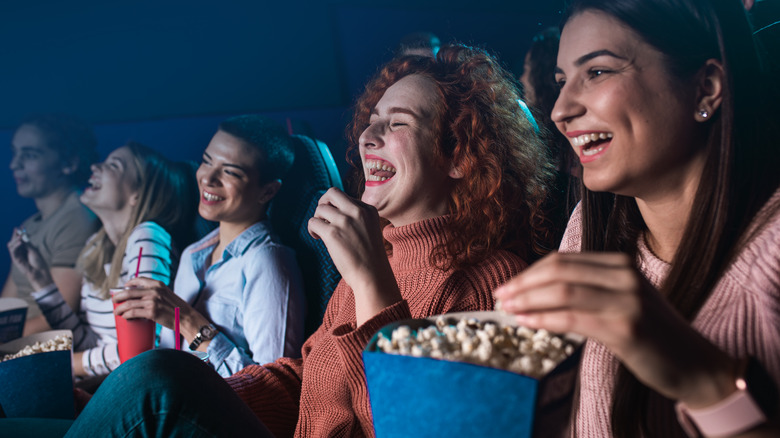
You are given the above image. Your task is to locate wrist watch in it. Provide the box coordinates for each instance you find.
[675,357,778,437]
[189,324,218,351]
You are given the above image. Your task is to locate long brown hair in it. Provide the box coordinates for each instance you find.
[562,0,780,436]
[347,44,555,270]
[78,142,198,299]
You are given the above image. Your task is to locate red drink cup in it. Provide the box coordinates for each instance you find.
[110,287,155,363]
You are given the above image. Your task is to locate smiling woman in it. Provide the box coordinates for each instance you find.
[495,0,780,436]
[112,115,306,377]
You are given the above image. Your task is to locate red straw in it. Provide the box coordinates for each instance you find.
[174,307,181,350]
[135,247,143,278]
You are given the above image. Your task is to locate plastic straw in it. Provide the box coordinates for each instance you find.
[174,307,181,350]
[135,247,143,278]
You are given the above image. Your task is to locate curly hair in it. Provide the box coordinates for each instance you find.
[347,44,555,270]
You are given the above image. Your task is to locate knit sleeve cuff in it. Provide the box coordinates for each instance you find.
[332,300,411,359]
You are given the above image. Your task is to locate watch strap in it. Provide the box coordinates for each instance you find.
[188,324,217,351]
[675,358,768,437]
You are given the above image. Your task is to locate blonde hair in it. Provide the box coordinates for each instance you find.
[77,142,198,299]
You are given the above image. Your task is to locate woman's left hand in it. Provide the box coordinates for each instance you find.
[494,251,737,408]
[307,187,401,326]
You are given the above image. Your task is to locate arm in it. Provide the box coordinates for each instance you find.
[208,245,305,374]
[79,223,174,377]
[494,251,780,437]
[307,188,401,326]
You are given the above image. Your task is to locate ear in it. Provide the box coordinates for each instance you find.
[128,192,140,207]
[61,158,79,176]
[257,180,282,205]
[694,59,725,122]
[448,161,464,179]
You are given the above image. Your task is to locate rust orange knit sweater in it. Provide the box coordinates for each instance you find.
[225,216,527,437]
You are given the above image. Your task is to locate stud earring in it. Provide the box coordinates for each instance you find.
[698,109,709,119]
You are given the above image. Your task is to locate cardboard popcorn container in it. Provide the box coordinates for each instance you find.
[363,311,583,438]
[0,330,75,419]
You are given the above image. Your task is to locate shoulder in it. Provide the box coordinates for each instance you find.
[558,202,583,253]
[129,221,171,241]
[451,249,527,292]
[727,191,780,292]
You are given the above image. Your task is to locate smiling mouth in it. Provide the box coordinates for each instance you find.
[365,159,397,182]
[571,132,613,156]
[87,178,101,190]
[202,191,225,202]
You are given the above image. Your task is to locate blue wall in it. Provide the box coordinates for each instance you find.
[0,0,564,284]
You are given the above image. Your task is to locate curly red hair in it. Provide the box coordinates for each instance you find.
[347,44,555,270]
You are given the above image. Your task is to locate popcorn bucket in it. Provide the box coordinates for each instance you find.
[363,311,583,438]
[0,330,75,419]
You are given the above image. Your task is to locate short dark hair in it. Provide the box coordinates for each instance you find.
[18,113,98,186]
[217,115,294,184]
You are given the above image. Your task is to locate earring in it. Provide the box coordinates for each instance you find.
[698,109,709,119]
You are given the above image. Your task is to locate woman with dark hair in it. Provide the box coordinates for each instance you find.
[9,142,198,377]
[3,114,100,335]
[496,0,780,436]
[53,44,553,437]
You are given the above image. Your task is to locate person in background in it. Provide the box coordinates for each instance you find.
[395,31,441,58]
[3,114,99,335]
[496,0,780,436]
[58,44,553,437]
[113,115,306,376]
[9,142,198,378]
[519,27,580,248]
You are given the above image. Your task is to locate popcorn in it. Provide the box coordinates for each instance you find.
[375,316,576,378]
[1,334,72,362]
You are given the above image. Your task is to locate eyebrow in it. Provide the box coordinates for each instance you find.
[203,151,247,172]
[554,49,627,74]
[370,106,422,118]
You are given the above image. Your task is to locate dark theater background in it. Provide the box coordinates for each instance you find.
[0,0,566,282]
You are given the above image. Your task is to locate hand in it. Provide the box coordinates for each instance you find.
[494,252,737,407]
[7,228,54,289]
[307,187,401,325]
[113,277,210,344]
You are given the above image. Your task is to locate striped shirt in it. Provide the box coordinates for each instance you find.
[33,221,174,376]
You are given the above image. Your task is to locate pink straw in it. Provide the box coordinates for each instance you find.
[174,307,181,350]
[135,247,143,278]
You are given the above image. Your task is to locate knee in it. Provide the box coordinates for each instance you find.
[104,349,208,392]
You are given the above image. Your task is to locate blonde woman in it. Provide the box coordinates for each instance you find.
[9,142,197,377]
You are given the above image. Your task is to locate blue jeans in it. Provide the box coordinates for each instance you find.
[65,349,273,437]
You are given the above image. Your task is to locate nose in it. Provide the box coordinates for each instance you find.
[359,121,384,150]
[551,80,585,128]
[197,164,218,187]
[10,153,20,170]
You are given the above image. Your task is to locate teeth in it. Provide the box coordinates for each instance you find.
[203,192,224,202]
[364,159,397,173]
[582,145,605,156]
[571,132,613,147]
[364,159,396,182]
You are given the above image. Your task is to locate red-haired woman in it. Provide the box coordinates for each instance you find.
[57,44,554,438]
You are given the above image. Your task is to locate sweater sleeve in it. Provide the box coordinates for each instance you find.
[32,283,101,351]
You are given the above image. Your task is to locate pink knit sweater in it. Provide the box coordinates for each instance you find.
[560,189,780,437]
[225,216,527,437]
